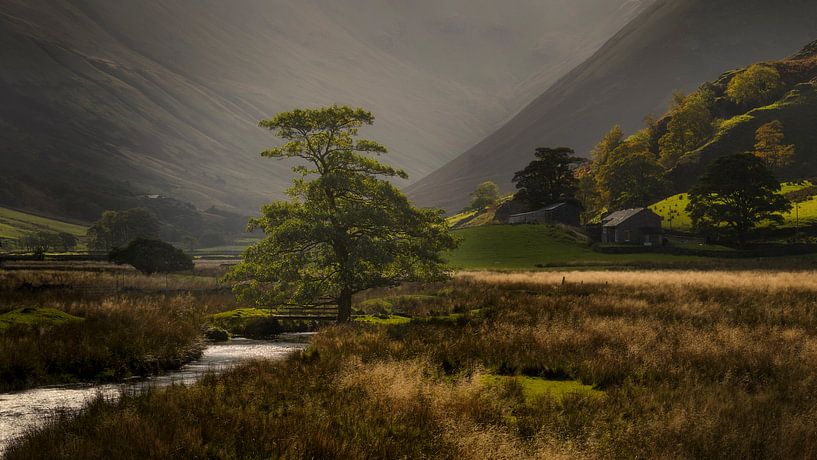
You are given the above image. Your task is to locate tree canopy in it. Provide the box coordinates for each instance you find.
[512,147,584,210]
[467,181,500,211]
[727,64,783,108]
[109,239,193,275]
[227,105,457,322]
[658,90,714,169]
[87,208,161,251]
[754,120,796,171]
[687,153,790,246]
[595,130,667,210]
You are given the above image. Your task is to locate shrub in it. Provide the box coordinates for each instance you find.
[109,239,193,275]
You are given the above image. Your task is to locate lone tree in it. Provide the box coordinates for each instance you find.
[754,120,796,170]
[512,147,585,209]
[687,153,790,247]
[227,106,457,323]
[109,239,193,275]
[467,181,500,211]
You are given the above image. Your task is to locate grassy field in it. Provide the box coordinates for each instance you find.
[447,224,704,269]
[12,270,817,458]
[0,207,87,241]
[650,181,817,231]
[193,236,263,257]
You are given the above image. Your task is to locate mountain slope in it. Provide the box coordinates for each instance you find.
[0,0,646,221]
[408,0,817,212]
[669,42,817,188]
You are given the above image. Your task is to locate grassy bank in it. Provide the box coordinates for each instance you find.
[0,268,231,391]
[10,270,817,458]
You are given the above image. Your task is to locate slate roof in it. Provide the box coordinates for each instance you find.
[602,208,652,227]
[510,202,571,218]
[542,202,569,211]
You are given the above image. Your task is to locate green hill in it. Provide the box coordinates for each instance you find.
[650,182,817,231]
[447,225,703,270]
[0,207,87,245]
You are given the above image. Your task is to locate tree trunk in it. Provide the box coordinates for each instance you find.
[337,289,353,323]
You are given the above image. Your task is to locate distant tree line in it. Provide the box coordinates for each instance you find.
[87,208,161,251]
[19,231,78,252]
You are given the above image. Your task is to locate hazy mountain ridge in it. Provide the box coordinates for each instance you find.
[409,0,817,212]
[0,0,646,221]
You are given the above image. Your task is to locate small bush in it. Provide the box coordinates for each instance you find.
[109,239,193,275]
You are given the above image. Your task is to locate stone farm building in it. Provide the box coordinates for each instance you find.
[601,208,663,245]
[508,202,582,227]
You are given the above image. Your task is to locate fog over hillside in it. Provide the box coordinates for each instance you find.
[0,0,646,220]
[409,0,817,212]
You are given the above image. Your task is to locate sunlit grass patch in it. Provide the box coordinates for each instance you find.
[210,307,274,321]
[209,308,275,333]
[0,307,84,331]
[481,374,603,403]
[354,315,412,325]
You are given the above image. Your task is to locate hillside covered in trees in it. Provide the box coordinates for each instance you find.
[580,38,817,217]
[409,0,817,212]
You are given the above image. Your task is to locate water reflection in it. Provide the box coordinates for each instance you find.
[0,334,311,454]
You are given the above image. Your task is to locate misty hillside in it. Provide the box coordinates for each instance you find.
[408,0,817,212]
[0,0,646,221]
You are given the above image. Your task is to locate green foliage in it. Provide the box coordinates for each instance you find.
[658,90,715,168]
[227,105,458,322]
[17,231,77,252]
[580,126,626,214]
[87,208,161,251]
[208,308,311,338]
[467,181,500,211]
[109,239,193,275]
[512,147,585,209]
[590,125,624,166]
[688,153,791,245]
[727,64,783,108]
[596,131,667,209]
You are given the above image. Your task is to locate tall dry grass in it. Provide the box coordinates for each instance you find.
[10,272,817,458]
[0,268,234,392]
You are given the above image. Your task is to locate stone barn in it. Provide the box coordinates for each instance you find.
[508,202,582,227]
[601,208,663,245]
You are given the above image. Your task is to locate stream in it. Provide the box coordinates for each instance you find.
[0,334,312,455]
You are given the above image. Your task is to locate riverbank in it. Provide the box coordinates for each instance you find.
[0,336,310,456]
[0,268,233,392]
[9,271,817,458]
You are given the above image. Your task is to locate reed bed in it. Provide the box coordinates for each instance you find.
[9,272,817,458]
[0,267,234,392]
[459,269,817,291]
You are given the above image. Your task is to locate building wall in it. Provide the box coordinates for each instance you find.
[603,211,662,245]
